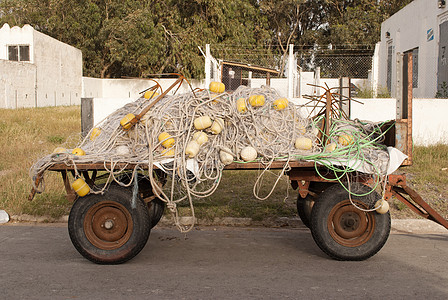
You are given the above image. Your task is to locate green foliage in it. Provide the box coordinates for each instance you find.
[436,82,448,98]
[0,0,414,79]
[47,135,65,144]
[356,85,391,98]
[393,200,407,211]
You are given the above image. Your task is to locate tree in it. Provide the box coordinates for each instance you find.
[0,0,414,78]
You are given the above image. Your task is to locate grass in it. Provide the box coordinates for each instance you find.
[0,106,446,222]
[356,85,391,98]
[176,170,296,222]
[0,106,80,218]
[394,144,448,219]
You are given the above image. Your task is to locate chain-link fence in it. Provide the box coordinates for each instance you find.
[210,44,374,78]
[297,48,374,79]
[208,44,376,98]
[210,44,285,78]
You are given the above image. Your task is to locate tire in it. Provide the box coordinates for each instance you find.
[148,198,165,228]
[310,183,391,261]
[296,182,332,229]
[297,195,314,228]
[68,185,151,264]
[115,172,166,228]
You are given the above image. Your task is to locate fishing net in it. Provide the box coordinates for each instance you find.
[30,84,395,231]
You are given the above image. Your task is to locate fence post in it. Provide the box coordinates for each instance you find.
[313,67,321,95]
[205,44,211,89]
[339,77,350,118]
[288,44,294,98]
[371,43,380,98]
[297,67,302,98]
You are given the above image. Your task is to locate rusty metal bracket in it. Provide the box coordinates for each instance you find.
[388,174,448,230]
[28,172,44,201]
[296,181,310,199]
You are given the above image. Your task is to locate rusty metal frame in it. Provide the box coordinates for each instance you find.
[386,174,448,229]
[27,161,448,231]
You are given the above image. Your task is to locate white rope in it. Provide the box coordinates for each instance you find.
[30,85,392,229]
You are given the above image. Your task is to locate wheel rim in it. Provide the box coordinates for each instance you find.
[327,199,375,247]
[84,201,133,250]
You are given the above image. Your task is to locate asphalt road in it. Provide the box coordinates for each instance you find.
[1,224,447,299]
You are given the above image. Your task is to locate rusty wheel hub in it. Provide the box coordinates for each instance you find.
[84,201,133,250]
[328,199,375,247]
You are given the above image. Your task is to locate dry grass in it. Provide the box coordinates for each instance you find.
[177,170,297,221]
[0,106,446,222]
[0,106,80,217]
[391,145,448,219]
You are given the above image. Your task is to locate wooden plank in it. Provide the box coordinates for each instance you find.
[60,170,76,202]
[47,160,315,172]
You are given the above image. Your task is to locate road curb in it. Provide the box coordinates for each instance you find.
[391,219,447,234]
[7,214,448,234]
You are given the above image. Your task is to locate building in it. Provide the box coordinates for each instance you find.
[0,23,82,108]
[377,0,448,98]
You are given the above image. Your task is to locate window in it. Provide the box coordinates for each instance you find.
[8,45,30,62]
[19,45,30,61]
[8,45,18,61]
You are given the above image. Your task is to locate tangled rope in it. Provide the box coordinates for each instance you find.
[30,84,393,232]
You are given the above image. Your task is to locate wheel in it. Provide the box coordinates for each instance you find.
[297,195,313,228]
[148,198,165,228]
[310,183,391,261]
[68,185,151,264]
[296,182,332,228]
[115,171,166,228]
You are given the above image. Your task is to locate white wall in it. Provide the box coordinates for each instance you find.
[0,59,36,108]
[82,77,103,98]
[83,77,205,99]
[33,30,82,106]
[350,98,448,146]
[0,23,82,108]
[413,98,448,145]
[92,98,134,126]
[0,23,34,63]
[91,96,448,146]
[378,0,447,98]
[250,78,288,97]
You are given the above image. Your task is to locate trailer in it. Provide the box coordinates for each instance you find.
[28,155,448,264]
[28,63,448,264]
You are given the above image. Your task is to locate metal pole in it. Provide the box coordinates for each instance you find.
[205,44,211,89]
[288,44,294,98]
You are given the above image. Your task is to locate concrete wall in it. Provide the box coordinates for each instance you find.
[413,98,448,145]
[0,23,34,63]
[0,23,82,108]
[0,60,36,108]
[82,77,205,99]
[33,30,82,106]
[82,77,103,98]
[89,96,448,146]
[250,78,288,97]
[345,98,448,146]
[378,0,448,98]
